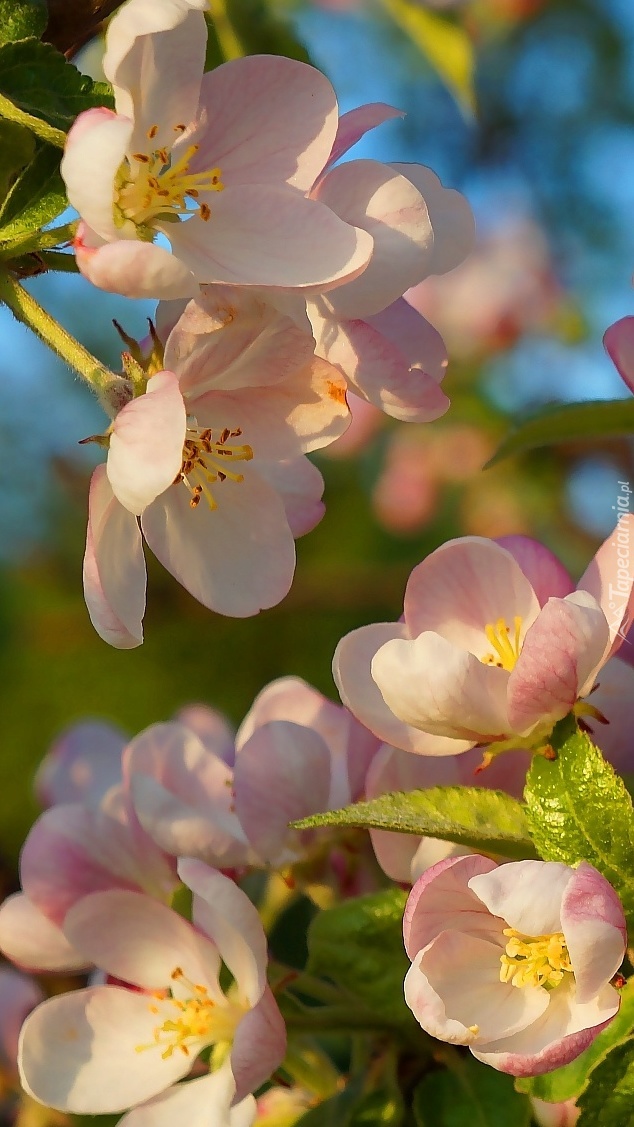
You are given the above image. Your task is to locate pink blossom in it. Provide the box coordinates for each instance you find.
[334,530,634,756]
[403,856,626,1075]
[62,0,372,298]
[18,861,285,1121]
[0,968,43,1080]
[0,892,89,974]
[34,719,127,807]
[84,287,348,646]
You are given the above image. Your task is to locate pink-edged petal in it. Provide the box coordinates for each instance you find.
[404,855,500,958]
[34,719,126,808]
[237,676,349,762]
[473,981,620,1076]
[371,631,510,741]
[61,111,132,241]
[604,316,634,393]
[496,536,574,606]
[141,472,295,617]
[179,859,267,1006]
[404,538,541,652]
[194,55,338,191]
[255,458,324,538]
[169,189,372,291]
[584,656,634,773]
[83,467,145,649]
[230,987,286,1104]
[469,860,573,936]
[233,721,332,864]
[507,594,610,735]
[325,103,405,169]
[164,287,315,398]
[334,623,470,755]
[310,302,449,423]
[530,1098,581,1127]
[0,893,89,974]
[371,297,448,383]
[392,164,475,275]
[118,1064,255,1127]
[174,704,236,766]
[560,862,626,1004]
[18,986,192,1113]
[74,225,198,299]
[577,515,634,659]
[107,372,186,515]
[104,0,207,147]
[406,931,549,1044]
[20,802,176,926]
[0,968,43,1073]
[313,160,433,318]
[64,889,221,992]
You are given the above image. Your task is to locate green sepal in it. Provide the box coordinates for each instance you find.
[487,398,634,466]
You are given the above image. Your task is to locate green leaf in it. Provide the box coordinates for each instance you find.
[0,142,65,241]
[298,1079,365,1126]
[379,0,475,114]
[524,719,634,925]
[414,1054,531,1127]
[0,0,47,45]
[487,399,634,466]
[293,785,537,861]
[0,38,114,143]
[0,118,35,202]
[577,1038,634,1126]
[306,888,414,1027]
[516,979,634,1103]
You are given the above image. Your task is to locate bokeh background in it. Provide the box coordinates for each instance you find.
[0,0,633,875]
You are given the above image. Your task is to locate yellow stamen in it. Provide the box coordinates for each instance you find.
[481,616,523,671]
[115,140,224,234]
[499,928,573,990]
[174,424,253,511]
[135,967,242,1060]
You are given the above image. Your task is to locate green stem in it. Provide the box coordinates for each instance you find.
[208,0,244,59]
[37,250,80,274]
[0,93,66,148]
[0,221,77,261]
[0,269,112,391]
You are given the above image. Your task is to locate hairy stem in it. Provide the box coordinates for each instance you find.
[0,269,113,391]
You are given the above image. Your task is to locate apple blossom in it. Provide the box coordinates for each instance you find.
[18,860,285,1122]
[84,286,349,646]
[334,529,634,756]
[34,719,127,808]
[403,856,626,1075]
[62,0,372,298]
[0,893,90,974]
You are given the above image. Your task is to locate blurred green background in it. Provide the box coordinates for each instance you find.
[0,0,633,872]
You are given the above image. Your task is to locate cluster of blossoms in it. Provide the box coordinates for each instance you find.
[3,0,634,1123]
[67,0,475,648]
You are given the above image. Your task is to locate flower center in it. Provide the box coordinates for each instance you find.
[136,967,241,1060]
[175,424,253,511]
[499,928,573,990]
[481,616,523,671]
[114,124,224,236]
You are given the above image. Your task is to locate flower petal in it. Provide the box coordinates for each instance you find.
[604,316,634,394]
[325,103,405,168]
[495,536,574,606]
[404,854,500,959]
[179,859,267,1006]
[104,0,207,148]
[507,594,610,734]
[174,704,235,766]
[18,986,192,1113]
[468,860,573,936]
[0,893,89,974]
[560,862,626,1004]
[233,720,332,864]
[75,226,198,299]
[255,458,325,538]
[392,163,475,275]
[169,188,372,291]
[371,631,510,741]
[64,890,221,992]
[403,538,541,654]
[107,372,186,515]
[117,1065,255,1127]
[141,472,295,617]
[83,466,145,648]
[34,719,126,808]
[334,623,470,755]
[194,55,339,191]
[314,160,433,318]
[62,111,131,241]
[230,987,286,1104]
[577,515,634,659]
